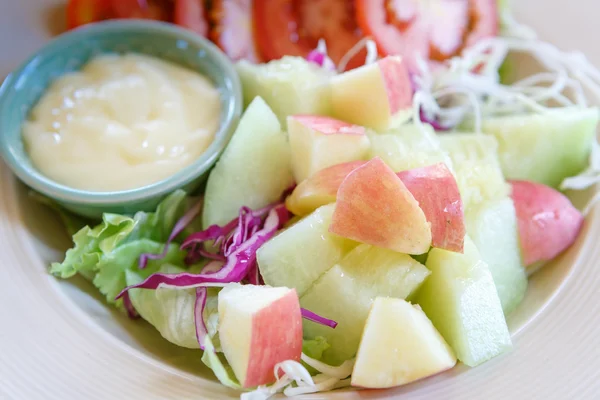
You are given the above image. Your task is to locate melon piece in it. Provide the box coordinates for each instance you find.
[415,236,512,367]
[330,157,432,255]
[510,180,584,267]
[287,115,370,182]
[301,244,430,365]
[466,198,528,314]
[481,107,599,188]
[397,163,465,253]
[202,97,294,228]
[218,284,302,388]
[236,57,334,127]
[439,133,509,211]
[368,123,451,172]
[331,56,413,131]
[257,204,356,297]
[285,160,366,216]
[351,297,456,389]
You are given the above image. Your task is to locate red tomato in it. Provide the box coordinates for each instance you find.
[210,0,262,62]
[111,0,171,20]
[174,0,209,37]
[253,0,366,70]
[355,0,498,71]
[66,0,112,29]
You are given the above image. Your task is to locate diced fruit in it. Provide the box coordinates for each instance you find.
[480,107,599,188]
[439,133,509,211]
[416,236,512,367]
[330,157,432,255]
[236,57,335,126]
[466,198,527,314]
[202,97,293,228]
[509,180,584,267]
[368,123,452,172]
[301,244,430,365]
[286,161,366,216]
[257,204,357,297]
[397,163,465,253]
[330,56,413,132]
[288,115,370,182]
[351,297,456,389]
[218,284,302,388]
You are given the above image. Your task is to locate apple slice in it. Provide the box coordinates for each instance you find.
[330,56,413,132]
[287,115,370,183]
[301,244,430,365]
[330,157,432,255]
[218,284,302,388]
[285,160,366,216]
[509,180,584,267]
[397,163,465,253]
[351,297,456,389]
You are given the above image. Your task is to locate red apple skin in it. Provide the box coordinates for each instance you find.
[378,56,413,115]
[397,163,465,253]
[509,180,584,267]
[286,160,367,215]
[243,290,303,387]
[330,157,432,254]
[290,115,366,135]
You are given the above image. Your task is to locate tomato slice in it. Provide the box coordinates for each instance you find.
[111,0,171,21]
[355,0,498,70]
[174,0,209,37]
[209,0,261,62]
[66,0,112,29]
[253,0,366,70]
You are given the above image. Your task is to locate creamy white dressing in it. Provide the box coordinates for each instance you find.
[22,53,221,191]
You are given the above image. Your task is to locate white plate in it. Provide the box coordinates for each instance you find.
[2,1,600,399]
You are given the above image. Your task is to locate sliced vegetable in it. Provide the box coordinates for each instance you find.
[111,0,170,20]
[355,0,498,71]
[253,0,366,70]
[175,0,209,36]
[209,0,260,61]
[66,0,113,29]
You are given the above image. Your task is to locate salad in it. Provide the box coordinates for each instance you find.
[50,0,600,398]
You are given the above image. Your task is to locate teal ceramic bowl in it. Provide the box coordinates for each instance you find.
[0,20,242,219]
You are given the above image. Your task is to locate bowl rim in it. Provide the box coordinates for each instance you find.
[0,19,242,205]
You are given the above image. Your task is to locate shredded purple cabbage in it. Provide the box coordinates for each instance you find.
[138,200,203,269]
[419,108,451,131]
[116,204,289,298]
[307,40,336,71]
[301,308,338,329]
[194,287,209,350]
[122,292,140,319]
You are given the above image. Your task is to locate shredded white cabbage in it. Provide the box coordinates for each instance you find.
[240,354,355,400]
[411,16,600,211]
[337,38,379,73]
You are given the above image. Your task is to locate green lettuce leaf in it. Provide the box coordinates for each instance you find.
[302,336,330,375]
[202,335,241,390]
[126,264,222,350]
[50,190,189,304]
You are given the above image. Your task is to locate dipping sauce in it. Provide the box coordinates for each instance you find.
[22,53,221,191]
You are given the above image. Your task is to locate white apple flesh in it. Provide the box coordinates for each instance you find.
[351,297,457,389]
[218,284,303,388]
[287,115,370,183]
[330,56,413,132]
